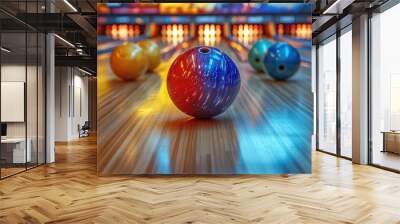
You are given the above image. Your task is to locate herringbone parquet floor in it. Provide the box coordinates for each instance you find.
[1,135,400,224]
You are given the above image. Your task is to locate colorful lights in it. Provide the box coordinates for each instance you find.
[161,24,189,45]
[232,24,263,45]
[197,24,222,46]
[104,24,141,40]
[99,22,312,42]
[276,24,311,39]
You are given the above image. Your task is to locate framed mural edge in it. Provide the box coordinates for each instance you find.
[97,2,313,175]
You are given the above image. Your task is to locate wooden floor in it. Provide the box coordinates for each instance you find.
[1,135,400,223]
[0,167,25,178]
[97,39,313,175]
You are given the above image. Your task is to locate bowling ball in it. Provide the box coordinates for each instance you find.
[248,39,273,72]
[110,42,148,81]
[263,42,300,80]
[167,46,240,118]
[137,39,161,71]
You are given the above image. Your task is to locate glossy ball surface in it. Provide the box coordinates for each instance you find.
[263,42,301,80]
[248,39,273,72]
[137,39,161,71]
[110,42,148,81]
[167,46,240,118]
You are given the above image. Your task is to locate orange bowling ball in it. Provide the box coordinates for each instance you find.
[110,42,148,81]
[137,39,160,71]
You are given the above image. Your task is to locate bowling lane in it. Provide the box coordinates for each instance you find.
[97,39,312,175]
[97,38,193,98]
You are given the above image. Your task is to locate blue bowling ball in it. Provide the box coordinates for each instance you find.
[167,46,241,118]
[248,39,273,72]
[263,42,301,80]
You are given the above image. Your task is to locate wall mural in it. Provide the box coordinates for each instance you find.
[97,3,313,175]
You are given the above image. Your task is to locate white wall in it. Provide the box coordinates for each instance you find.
[55,67,70,141]
[1,65,26,132]
[1,82,25,122]
[1,63,46,164]
[1,65,35,138]
[77,72,89,138]
[54,67,89,141]
[1,64,26,81]
[69,73,89,139]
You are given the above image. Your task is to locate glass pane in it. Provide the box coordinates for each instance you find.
[27,31,38,169]
[27,0,40,168]
[38,33,45,165]
[318,37,337,154]
[371,4,400,171]
[0,0,46,178]
[1,31,27,177]
[340,29,352,158]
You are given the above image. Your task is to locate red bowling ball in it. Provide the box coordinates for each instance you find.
[167,46,241,118]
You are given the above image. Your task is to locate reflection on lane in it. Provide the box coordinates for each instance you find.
[221,41,312,174]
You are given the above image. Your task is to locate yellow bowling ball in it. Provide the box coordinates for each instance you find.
[110,42,148,81]
[137,39,161,71]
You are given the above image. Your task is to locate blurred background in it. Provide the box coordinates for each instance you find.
[97,3,312,54]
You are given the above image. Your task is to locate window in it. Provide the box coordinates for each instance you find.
[339,28,352,158]
[370,3,400,171]
[317,36,337,154]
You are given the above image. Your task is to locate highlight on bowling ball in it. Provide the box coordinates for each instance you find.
[263,42,301,80]
[248,39,273,72]
[137,39,161,71]
[110,42,148,81]
[167,46,241,118]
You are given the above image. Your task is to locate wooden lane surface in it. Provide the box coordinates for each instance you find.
[1,135,400,223]
[97,40,313,175]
